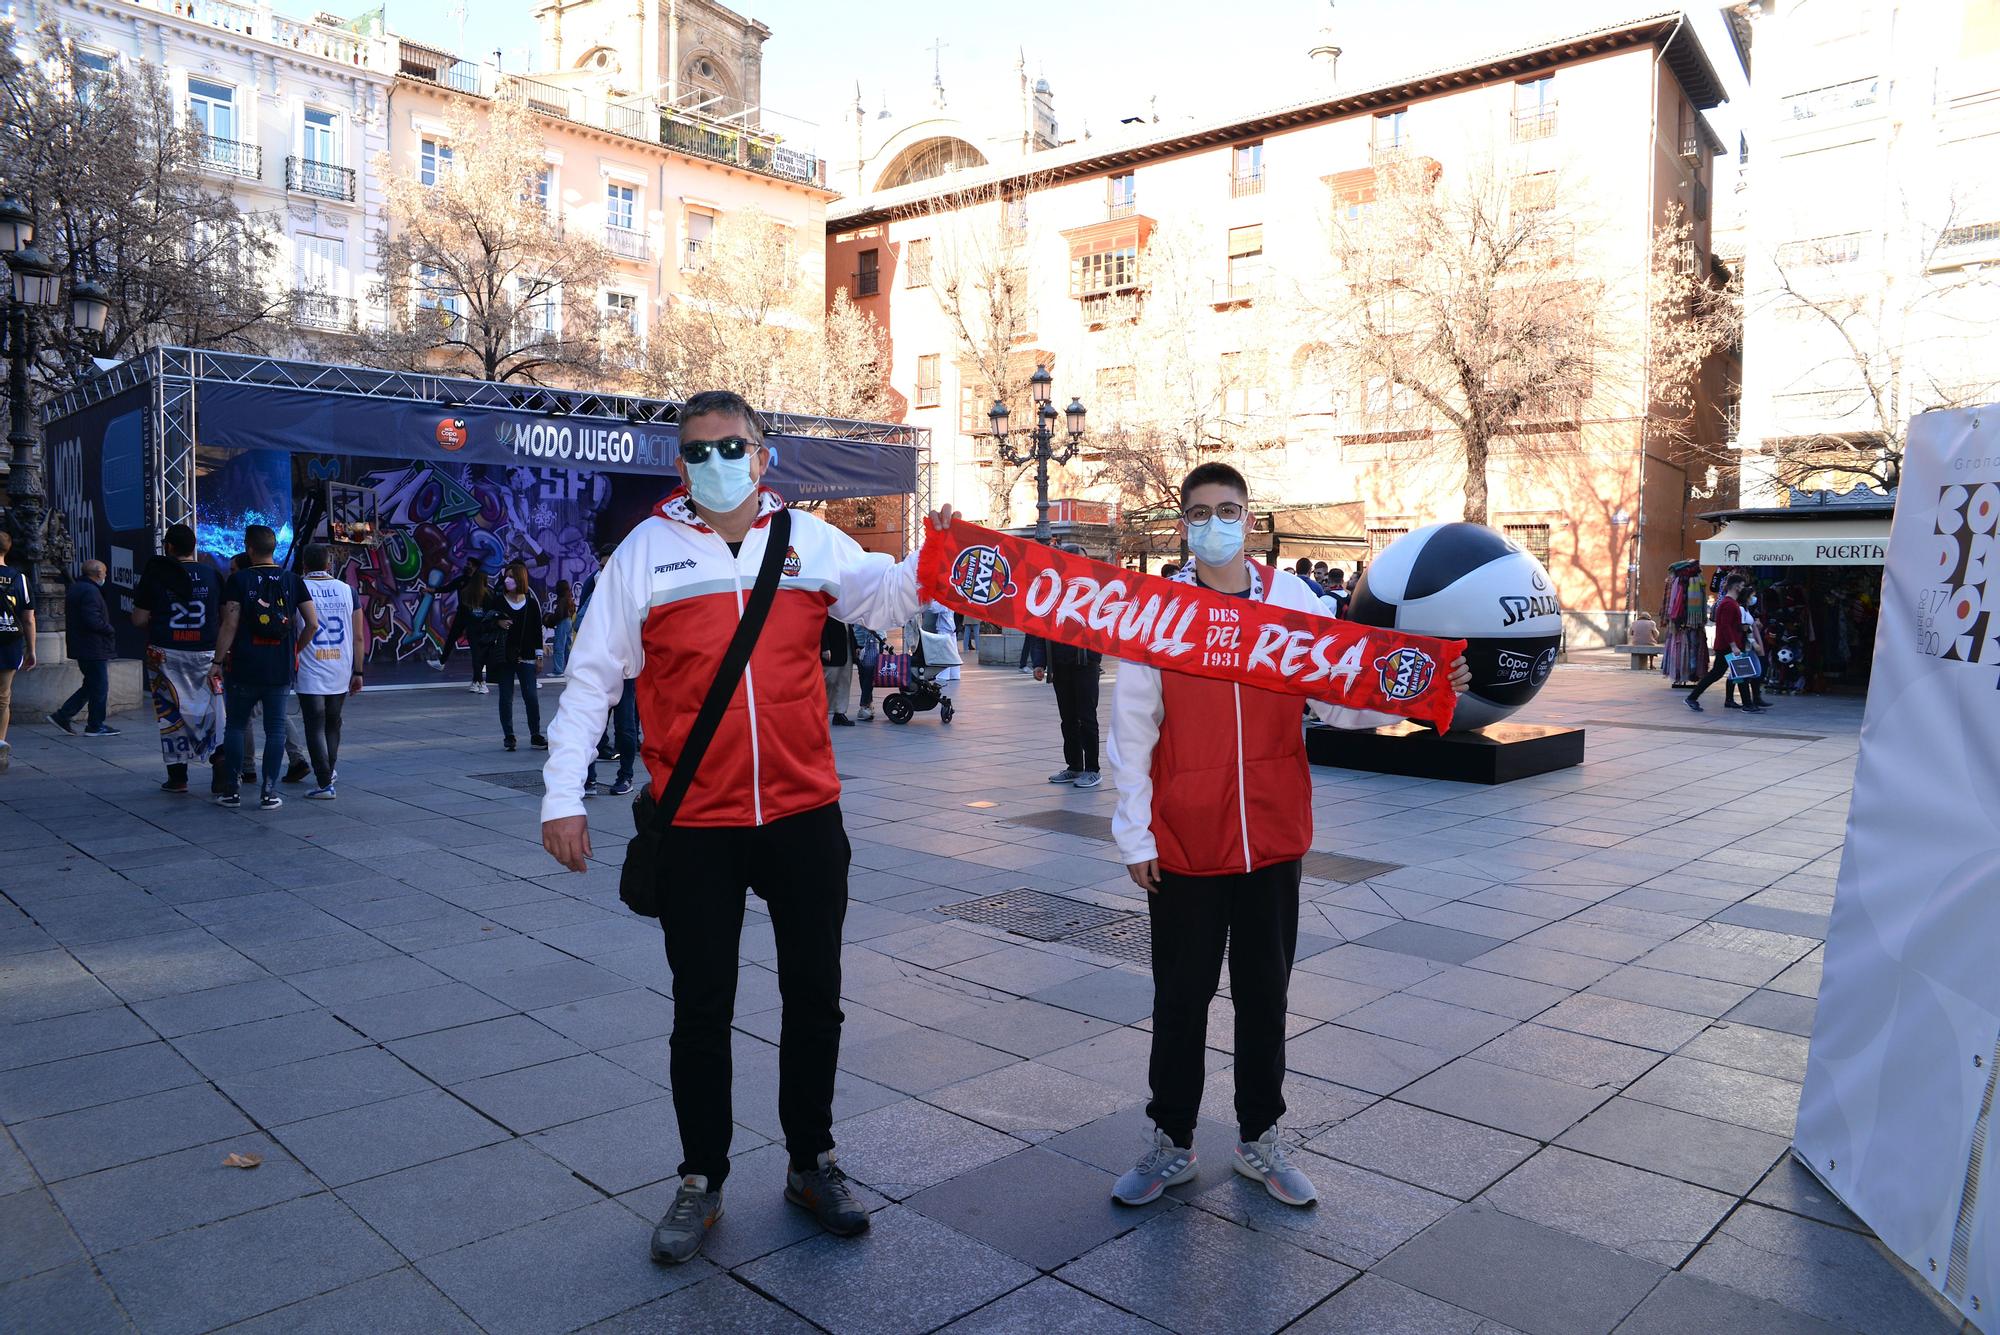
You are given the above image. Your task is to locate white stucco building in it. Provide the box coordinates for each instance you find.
[26,0,397,334]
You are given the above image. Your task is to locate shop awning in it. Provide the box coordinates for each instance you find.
[1698,514,1892,566]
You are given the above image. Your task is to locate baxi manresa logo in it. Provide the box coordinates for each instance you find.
[781,546,802,577]
[436,417,468,452]
[1374,646,1437,701]
[948,545,1017,606]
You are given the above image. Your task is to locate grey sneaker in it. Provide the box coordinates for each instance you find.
[785,1152,870,1236]
[650,1175,722,1264]
[1048,768,1078,784]
[1112,1128,1197,1205]
[1234,1128,1317,1206]
[1072,771,1103,789]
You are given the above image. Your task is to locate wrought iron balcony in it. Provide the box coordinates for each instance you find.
[286,156,355,201]
[1511,106,1558,142]
[1229,169,1264,199]
[293,291,355,330]
[1108,199,1137,220]
[852,268,880,296]
[201,135,262,179]
[604,225,651,261]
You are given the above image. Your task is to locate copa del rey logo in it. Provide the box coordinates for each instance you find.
[949,546,1018,606]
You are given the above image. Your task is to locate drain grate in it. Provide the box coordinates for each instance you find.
[1062,916,1154,966]
[470,770,545,793]
[941,888,1130,942]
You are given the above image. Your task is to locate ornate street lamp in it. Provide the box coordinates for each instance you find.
[989,364,1086,543]
[3,195,109,638]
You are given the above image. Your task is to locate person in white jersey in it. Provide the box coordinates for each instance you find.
[295,544,361,799]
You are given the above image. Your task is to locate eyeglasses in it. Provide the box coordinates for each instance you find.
[679,436,756,465]
[1182,502,1246,524]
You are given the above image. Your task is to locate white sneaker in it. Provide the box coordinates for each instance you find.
[856,706,874,721]
[468,683,483,694]
[1112,1128,1197,1205]
[1073,772,1103,789]
[1234,1127,1317,1206]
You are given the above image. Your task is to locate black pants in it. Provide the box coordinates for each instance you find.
[857,661,876,708]
[1146,859,1301,1145]
[1686,647,1736,703]
[496,660,540,739]
[55,658,110,731]
[661,802,851,1188]
[298,693,346,786]
[1049,664,1101,773]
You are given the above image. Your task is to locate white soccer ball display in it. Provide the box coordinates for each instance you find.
[1347,522,1563,732]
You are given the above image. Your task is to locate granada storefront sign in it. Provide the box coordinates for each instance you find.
[919,520,1466,730]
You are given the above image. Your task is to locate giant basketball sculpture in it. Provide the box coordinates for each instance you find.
[1348,522,1563,731]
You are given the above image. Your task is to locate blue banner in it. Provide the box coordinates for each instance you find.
[44,382,155,658]
[193,382,918,501]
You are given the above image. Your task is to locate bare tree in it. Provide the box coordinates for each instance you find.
[1760,204,2000,494]
[914,176,1042,525]
[1312,156,1737,524]
[641,213,890,419]
[364,93,610,384]
[0,21,287,389]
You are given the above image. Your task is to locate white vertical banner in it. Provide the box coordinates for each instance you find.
[1796,404,2000,1332]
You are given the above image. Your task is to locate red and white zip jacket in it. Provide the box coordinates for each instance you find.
[540,486,921,826]
[1107,562,1398,877]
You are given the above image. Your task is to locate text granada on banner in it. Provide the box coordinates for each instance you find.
[919,520,1466,731]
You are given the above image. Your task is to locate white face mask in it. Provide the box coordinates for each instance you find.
[684,452,757,513]
[1187,515,1246,567]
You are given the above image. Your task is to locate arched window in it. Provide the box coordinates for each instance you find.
[875,137,989,190]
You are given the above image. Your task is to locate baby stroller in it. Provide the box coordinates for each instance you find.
[880,626,959,724]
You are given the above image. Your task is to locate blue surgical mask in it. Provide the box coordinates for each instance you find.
[683,452,757,513]
[1188,515,1246,567]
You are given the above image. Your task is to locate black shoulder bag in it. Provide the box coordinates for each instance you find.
[618,507,792,918]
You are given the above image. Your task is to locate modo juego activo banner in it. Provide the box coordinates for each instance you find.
[44,382,155,658]
[1794,404,1999,1331]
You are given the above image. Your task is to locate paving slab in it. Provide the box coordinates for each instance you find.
[337,1138,602,1261]
[739,1205,1035,1335]
[936,1275,1164,1334]
[13,1083,257,1182]
[1377,1201,1667,1335]
[0,1259,133,1335]
[269,1088,510,1187]
[448,1052,663,1134]
[1554,1097,1788,1195]
[1479,1146,1735,1265]
[215,1266,481,1334]
[906,1145,1168,1271]
[1684,1203,1962,1335]
[1309,1099,1537,1200]
[577,1271,819,1334]
[1291,1273,1512,1335]
[1196,1147,1456,1269]
[1057,1206,1354,1335]
[832,1098,1027,1201]
[48,1132,319,1254]
[1611,1272,1846,1335]
[215,1046,434,1126]
[1398,1058,1612,1141]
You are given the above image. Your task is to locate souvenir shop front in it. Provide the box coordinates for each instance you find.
[1688,503,1892,694]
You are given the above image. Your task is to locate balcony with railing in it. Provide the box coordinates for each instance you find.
[201,135,262,179]
[499,75,573,121]
[1108,198,1137,220]
[1370,139,1413,166]
[1783,77,1882,123]
[852,268,880,297]
[1511,106,1558,142]
[286,156,355,201]
[604,225,651,262]
[293,291,356,330]
[1229,169,1265,199]
[154,0,387,69]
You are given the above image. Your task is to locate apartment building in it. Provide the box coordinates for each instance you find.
[29,0,396,333]
[827,13,1734,646]
[1734,0,2000,506]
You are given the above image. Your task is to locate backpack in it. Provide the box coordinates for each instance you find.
[244,568,294,646]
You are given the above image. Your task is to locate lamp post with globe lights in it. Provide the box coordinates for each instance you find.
[0,194,112,637]
[987,363,1087,543]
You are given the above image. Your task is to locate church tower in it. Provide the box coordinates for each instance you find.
[531,0,770,118]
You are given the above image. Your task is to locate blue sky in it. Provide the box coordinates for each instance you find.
[376,0,1748,162]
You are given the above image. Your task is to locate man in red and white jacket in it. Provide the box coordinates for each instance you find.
[1106,462,1467,1210]
[541,389,954,1266]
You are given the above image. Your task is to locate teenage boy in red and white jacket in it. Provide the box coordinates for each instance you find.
[541,389,955,1266]
[1106,462,1467,1208]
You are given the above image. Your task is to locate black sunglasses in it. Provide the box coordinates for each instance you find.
[679,436,756,465]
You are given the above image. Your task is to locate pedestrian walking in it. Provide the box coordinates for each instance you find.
[50,560,118,737]
[539,388,954,1267]
[852,624,882,722]
[545,579,577,679]
[822,617,856,727]
[131,524,223,792]
[1106,462,1464,1210]
[222,553,312,785]
[489,560,545,751]
[0,531,34,774]
[1725,594,1770,712]
[211,526,318,810]
[1036,544,1104,789]
[1686,573,1753,713]
[295,545,362,798]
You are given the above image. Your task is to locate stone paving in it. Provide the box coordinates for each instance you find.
[0,658,1975,1334]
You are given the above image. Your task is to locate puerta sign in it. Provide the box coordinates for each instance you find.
[1696,535,1888,565]
[193,382,919,503]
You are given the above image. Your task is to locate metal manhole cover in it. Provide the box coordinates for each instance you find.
[470,771,544,792]
[1062,917,1153,966]
[941,889,1129,942]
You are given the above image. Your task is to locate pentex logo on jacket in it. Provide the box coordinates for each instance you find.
[947,545,1017,606]
[1374,646,1437,701]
